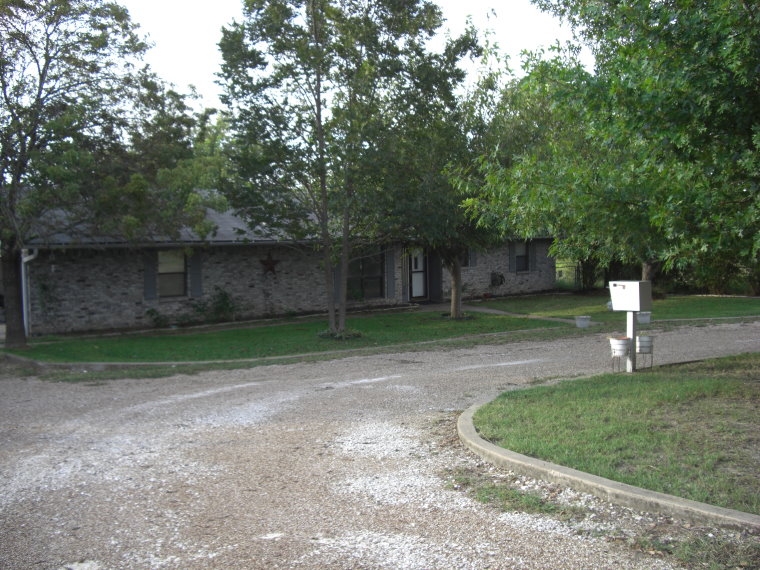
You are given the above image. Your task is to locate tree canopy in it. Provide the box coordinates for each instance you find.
[0,0,213,347]
[218,0,481,333]
[464,0,760,292]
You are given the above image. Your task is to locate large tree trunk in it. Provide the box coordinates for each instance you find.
[748,257,760,296]
[336,207,351,335]
[448,258,463,319]
[642,260,661,282]
[320,230,351,337]
[2,241,27,349]
[322,245,337,334]
[579,258,599,291]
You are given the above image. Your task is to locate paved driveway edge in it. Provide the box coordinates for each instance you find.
[458,402,760,531]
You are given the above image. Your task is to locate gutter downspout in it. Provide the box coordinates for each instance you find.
[21,248,38,338]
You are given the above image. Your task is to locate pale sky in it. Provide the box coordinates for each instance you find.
[120,0,586,110]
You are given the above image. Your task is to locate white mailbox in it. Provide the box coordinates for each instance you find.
[609,281,652,312]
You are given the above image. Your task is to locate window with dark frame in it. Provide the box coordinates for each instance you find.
[347,250,385,300]
[158,250,187,297]
[514,241,529,272]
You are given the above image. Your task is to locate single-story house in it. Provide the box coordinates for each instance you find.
[20,210,556,335]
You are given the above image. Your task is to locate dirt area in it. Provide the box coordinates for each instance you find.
[1,321,759,569]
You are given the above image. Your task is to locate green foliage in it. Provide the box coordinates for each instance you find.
[146,287,239,329]
[1,0,151,238]
[191,286,238,323]
[0,0,218,346]
[218,0,481,333]
[0,0,144,346]
[464,0,760,286]
[462,53,673,271]
[145,308,170,329]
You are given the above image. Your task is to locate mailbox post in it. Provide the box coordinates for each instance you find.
[609,281,653,372]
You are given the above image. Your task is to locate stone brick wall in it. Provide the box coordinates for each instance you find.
[28,244,409,335]
[197,245,326,319]
[440,239,556,300]
[28,249,147,334]
[27,241,554,335]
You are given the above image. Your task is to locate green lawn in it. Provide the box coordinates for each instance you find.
[480,293,760,324]
[8,293,760,364]
[15,310,563,363]
[473,353,760,516]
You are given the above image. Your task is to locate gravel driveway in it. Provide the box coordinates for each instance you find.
[1,320,758,569]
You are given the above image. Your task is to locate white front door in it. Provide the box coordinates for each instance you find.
[410,249,427,299]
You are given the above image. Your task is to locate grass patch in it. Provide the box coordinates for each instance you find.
[667,533,760,570]
[449,467,568,517]
[650,295,760,319]
[481,292,760,324]
[473,353,760,516]
[12,311,563,364]
[4,293,759,375]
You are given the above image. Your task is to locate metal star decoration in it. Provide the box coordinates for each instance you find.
[260,251,281,275]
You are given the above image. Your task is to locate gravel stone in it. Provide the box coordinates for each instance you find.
[1,321,758,569]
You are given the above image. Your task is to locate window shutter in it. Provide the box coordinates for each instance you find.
[529,241,537,272]
[144,250,158,300]
[189,252,203,298]
[385,249,395,299]
[508,243,516,273]
[470,250,477,267]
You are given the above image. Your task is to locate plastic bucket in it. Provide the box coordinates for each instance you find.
[609,337,630,357]
[575,316,591,328]
[637,311,651,324]
[636,335,654,354]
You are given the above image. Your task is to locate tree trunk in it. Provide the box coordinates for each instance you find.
[641,260,660,282]
[2,241,27,349]
[311,4,334,334]
[322,245,337,334]
[448,257,463,319]
[579,259,598,291]
[336,206,351,335]
[748,257,760,296]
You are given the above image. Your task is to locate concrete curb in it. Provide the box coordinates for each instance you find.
[458,402,760,531]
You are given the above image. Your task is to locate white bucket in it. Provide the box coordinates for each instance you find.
[637,311,651,324]
[609,337,630,357]
[575,316,591,328]
[636,335,654,354]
